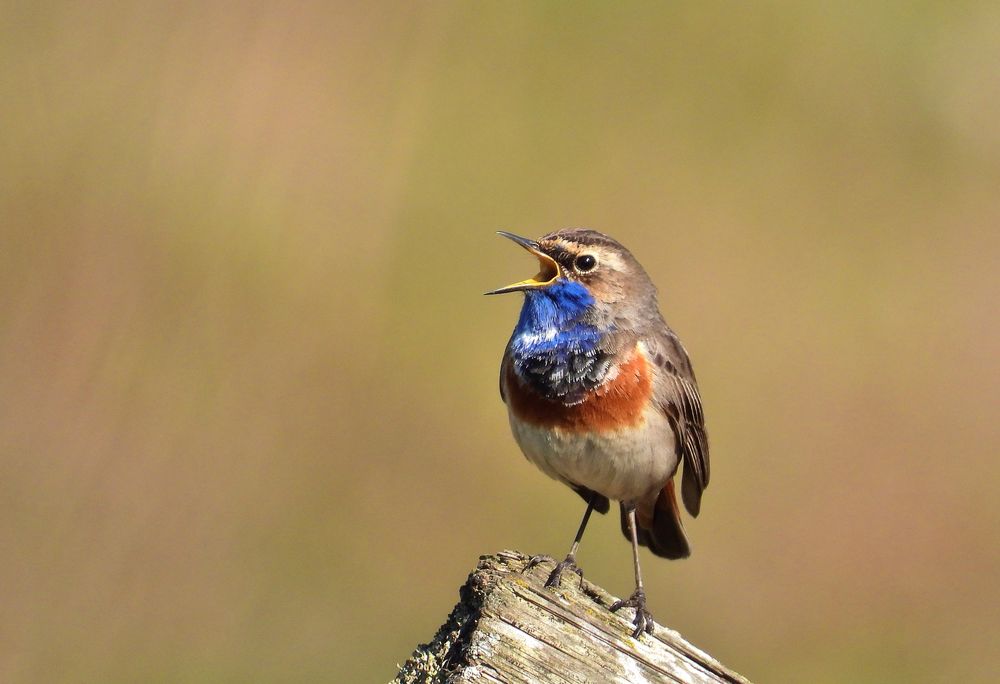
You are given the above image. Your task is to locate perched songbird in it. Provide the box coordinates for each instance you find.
[486,229,710,638]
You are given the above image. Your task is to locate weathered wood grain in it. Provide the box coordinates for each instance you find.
[393,550,751,684]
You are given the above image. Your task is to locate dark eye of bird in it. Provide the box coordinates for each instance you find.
[574,254,597,272]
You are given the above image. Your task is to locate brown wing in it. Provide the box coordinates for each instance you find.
[648,329,710,517]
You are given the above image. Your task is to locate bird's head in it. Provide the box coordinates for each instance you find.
[486,228,656,329]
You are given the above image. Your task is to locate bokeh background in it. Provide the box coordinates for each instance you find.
[2,2,998,682]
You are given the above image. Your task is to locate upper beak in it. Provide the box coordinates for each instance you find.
[484,231,562,295]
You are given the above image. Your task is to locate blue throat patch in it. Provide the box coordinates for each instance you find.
[510,280,613,403]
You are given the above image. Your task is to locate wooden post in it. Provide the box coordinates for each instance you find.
[393,550,751,684]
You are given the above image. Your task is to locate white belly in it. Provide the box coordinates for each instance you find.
[508,406,678,503]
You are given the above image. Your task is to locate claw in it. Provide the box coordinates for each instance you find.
[522,554,585,589]
[522,554,556,573]
[610,589,655,638]
[545,556,585,589]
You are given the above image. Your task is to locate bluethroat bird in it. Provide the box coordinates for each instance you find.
[486,229,709,638]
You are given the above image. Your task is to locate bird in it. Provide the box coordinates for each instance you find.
[486,228,710,638]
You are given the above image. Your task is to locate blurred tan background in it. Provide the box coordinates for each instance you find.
[2,2,998,682]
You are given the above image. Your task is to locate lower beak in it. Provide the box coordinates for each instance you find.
[485,231,561,295]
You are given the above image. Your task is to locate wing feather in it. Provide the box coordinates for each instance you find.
[648,330,710,517]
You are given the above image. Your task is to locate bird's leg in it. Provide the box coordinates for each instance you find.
[611,504,655,637]
[524,495,597,589]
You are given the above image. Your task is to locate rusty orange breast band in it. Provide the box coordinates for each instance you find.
[506,350,653,432]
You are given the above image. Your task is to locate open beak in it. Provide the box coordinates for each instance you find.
[484,231,561,295]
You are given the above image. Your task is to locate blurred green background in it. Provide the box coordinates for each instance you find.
[2,2,998,682]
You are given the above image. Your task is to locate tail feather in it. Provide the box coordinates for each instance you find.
[620,479,690,559]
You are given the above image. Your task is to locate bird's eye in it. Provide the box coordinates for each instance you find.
[574,254,597,272]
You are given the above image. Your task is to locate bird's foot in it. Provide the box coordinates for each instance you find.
[522,553,555,574]
[522,553,585,589]
[610,588,655,638]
